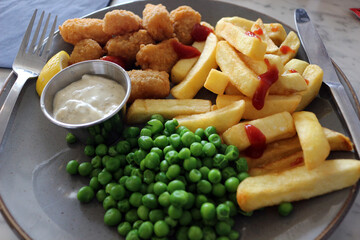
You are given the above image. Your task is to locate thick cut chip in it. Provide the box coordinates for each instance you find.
[224,82,242,95]
[216,94,301,120]
[296,64,324,111]
[251,18,278,53]
[215,20,267,60]
[276,31,300,64]
[176,100,245,133]
[171,33,218,99]
[126,99,211,124]
[204,69,230,95]
[237,159,360,212]
[246,127,353,169]
[216,41,260,98]
[284,59,309,75]
[269,72,307,95]
[249,151,304,176]
[222,111,296,151]
[293,111,330,170]
[171,41,205,84]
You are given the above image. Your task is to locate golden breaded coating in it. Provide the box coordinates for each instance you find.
[136,38,179,73]
[103,10,142,35]
[142,4,174,41]
[105,30,154,63]
[127,69,170,102]
[170,6,201,45]
[69,39,104,64]
[59,18,111,45]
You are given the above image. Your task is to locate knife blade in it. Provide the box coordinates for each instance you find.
[294,8,360,153]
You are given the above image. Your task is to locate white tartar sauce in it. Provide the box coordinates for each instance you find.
[53,74,126,124]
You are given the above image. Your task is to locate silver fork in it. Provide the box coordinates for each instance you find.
[0,10,57,147]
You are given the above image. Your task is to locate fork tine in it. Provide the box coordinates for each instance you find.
[29,11,44,53]
[35,12,50,56]
[16,9,37,58]
[41,15,57,61]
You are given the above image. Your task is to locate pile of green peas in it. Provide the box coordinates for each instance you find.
[66,113,291,239]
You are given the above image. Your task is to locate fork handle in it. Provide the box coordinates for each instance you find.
[0,72,32,147]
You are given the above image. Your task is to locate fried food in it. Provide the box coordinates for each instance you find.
[142,4,174,41]
[69,39,104,64]
[170,6,201,45]
[105,30,154,64]
[127,69,170,102]
[103,10,142,35]
[136,38,179,73]
[59,18,111,45]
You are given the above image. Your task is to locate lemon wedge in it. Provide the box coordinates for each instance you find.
[36,50,70,96]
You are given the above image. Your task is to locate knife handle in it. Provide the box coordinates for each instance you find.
[329,84,360,153]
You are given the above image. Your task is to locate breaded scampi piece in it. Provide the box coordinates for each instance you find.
[142,4,174,41]
[59,18,111,45]
[69,39,104,64]
[136,38,179,73]
[103,10,142,35]
[170,6,201,45]
[105,30,154,63]
[127,69,170,102]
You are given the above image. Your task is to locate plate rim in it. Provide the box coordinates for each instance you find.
[0,0,359,239]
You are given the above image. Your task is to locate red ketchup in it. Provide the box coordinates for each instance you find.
[253,25,263,36]
[252,60,279,110]
[245,31,261,40]
[243,124,267,158]
[280,45,294,54]
[288,69,298,73]
[100,56,126,69]
[305,79,310,85]
[270,25,279,32]
[171,40,201,59]
[191,23,213,42]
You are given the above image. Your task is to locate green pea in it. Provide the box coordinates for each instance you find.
[149,209,165,223]
[216,221,231,236]
[236,157,248,173]
[278,202,293,216]
[166,164,181,180]
[154,220,169,237]
[208,133,222,148]
[202,142,217,157]
[191,208,202,221]
[105,157,120,172]
[203,227,216,240]
[163,145,175,155]
[153,182,167,195]
[183,192,195,210]
[188,169,202,183]
[199,166,210,180]
[181,131,196,147]
[78,162,93,176]
[225,145,239,161]
[216,203,230,221]
[142,193,158,209]
[197,180,212,194]
[150,147,164,160]
[113,168,124,181]
[117,222,132,236]
[77,186,94,203]
[225,177,240,193]
[117,199,130,213]
[222,167,237,179]
[195,128,205,139]
[144,152,160,170]
[129,192,143,207]
[167,180,185,193]
[165,119,178,134]
[127,137,138,148]
[140,127,152,137]
[66,132,77,144]
[137,205,150,220]
[104,208,122,226]
[125,209,139,223]
[178,147,191,160]
[98,170,112,185]
[138,221,154,239]
[176,226,189,240]
[165,150,179,164]
[189,142,202,157]
[134,149,147,165]
[125,175,142,192]
[138,136,153,150]
[238,172,250,182]
[84,145,95,156]
[159,160,169,172]
[212,183,226,198]
[165,216,178,228]
[147,119,164,134]
[168,205,183,219]
[213,154,228,169]
[89,177,100,190]
[154,135,168,149]
[91,156,102,168]
[150,114,165,124]
[188,226,203,240]
[204,126,217,138]
[183,157,197,171]
[228,230,240,240]
[124,126,140,138]
[66,160,79,175]
[94,134,105,145]
[158,191,171,208]
[170,190,188,208]
[169,134,182,149]
[179,210,192,226]
[155,172,169,184]
[116,140,131,154]
[208,169,222,184]
[195,195,208,208]
[95,144,108,156]
[96,189,106,202]
[109,184,125,200]
[200,202,216,220]
[103,196,116,210]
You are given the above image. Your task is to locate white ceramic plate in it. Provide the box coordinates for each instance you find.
[0,0,358,239]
